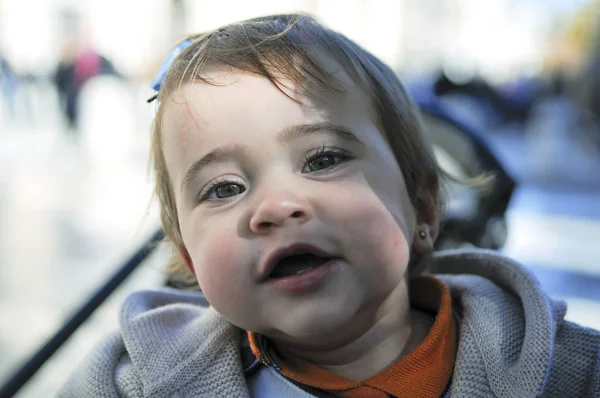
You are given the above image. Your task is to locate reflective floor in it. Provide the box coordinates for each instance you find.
[1,83,599,397]
[0,81,167,397]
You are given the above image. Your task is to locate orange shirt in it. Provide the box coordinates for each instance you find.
[248,276,457,398]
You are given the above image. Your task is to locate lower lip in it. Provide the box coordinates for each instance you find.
[266,259,336,294]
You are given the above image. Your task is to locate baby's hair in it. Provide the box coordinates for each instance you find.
[150,13,452,289]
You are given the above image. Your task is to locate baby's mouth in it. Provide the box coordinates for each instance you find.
[269,253,332,279]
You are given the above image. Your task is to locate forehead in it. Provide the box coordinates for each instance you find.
[162,51,374,134]
[163,69,313,142]
[160,64,376,183]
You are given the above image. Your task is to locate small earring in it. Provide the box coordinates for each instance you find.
[419,230,427,239]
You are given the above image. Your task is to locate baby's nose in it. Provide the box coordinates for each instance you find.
[249,193,312,233]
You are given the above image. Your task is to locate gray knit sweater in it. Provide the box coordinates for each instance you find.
[58,250,600,397]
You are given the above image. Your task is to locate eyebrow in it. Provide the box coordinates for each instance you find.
[180,122,364,194]
[277,122,363,145]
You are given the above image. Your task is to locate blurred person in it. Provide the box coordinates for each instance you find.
[59,14,600,398]
[0,53,19,122]
[53,28,120,132]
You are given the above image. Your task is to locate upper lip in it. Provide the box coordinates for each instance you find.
[259,243,333,281]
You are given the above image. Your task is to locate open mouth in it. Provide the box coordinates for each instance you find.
[269,252,332,279]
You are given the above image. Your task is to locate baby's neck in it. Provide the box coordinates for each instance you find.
[275,285,435,382]
[321,309,433,381]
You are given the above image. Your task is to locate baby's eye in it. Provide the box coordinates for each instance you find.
[214,183,245,198]
[307,154,337,171]
[302,148,350,173]
[199,181,246,203]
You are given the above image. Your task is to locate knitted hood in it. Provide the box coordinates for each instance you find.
[430,250,600,397]
[59,249,600,397]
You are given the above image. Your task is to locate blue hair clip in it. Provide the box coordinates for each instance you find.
[149,38,193,96]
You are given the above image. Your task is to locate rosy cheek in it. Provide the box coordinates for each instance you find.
[339,198,410,274]
[191,228,240,294]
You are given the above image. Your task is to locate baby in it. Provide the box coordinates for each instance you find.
[60,14,600,398]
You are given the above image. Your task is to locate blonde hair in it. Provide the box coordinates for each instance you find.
[151,14,446,289]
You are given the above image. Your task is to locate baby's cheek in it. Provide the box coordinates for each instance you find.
[188,228,258,329]
[341,198,411,275]
[191,230,244,304]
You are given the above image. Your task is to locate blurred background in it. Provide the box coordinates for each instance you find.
[1,0,599,396]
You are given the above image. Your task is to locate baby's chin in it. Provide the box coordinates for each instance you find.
[256,268,404,345]
[263,298,372,349]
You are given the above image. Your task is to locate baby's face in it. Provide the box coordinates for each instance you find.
[161,67,420,348]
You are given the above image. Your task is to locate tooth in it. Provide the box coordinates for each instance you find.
[296,268,312,275]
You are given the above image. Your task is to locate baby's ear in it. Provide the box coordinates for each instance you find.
[166,248,201,291]
[177,244,195,274]
[412,187,439,254]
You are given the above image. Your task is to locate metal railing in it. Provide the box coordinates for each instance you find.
[0,229,164,398]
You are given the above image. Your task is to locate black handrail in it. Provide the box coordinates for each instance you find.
[0,229,164,398]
